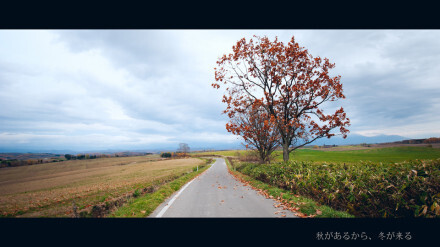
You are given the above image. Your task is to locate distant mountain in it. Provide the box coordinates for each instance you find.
[0,148,79,154]
[308,134,408,146]
[188,134,409,150]
[0,134,410,154]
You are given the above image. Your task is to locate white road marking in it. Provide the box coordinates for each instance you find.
[156,178,196,217]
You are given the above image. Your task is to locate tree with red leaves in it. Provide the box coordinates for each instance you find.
[212,35,350,162]
[226,99,280,163]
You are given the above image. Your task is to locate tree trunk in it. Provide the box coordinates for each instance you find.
[282,141,289,162]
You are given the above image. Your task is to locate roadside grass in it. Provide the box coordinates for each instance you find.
[225,157,354,218]
[109,158,214,218]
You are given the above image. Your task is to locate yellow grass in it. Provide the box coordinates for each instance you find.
[0,155,203,217]
[190,150,249,157]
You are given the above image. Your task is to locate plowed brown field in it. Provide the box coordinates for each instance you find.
[0,155,203,217]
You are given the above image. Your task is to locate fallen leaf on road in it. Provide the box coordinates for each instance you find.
[281,214,286,217]
[295,212,307,218]
[316,209,322,215]
[141,210,146,214]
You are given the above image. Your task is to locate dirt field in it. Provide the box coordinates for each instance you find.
[0,155,203,217]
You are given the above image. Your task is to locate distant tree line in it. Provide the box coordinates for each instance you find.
[0,152,154,169]
[424,137,440,144]
[0,158,63,168]
[160,152,189,158]
[392,137,440,145]
[64,152,153,160]
[64,154,100,160]
[160,143,191,159]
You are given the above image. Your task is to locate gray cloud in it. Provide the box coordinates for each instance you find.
[0,30,439,151]
[282,30,440,137]
[55,30,227,124]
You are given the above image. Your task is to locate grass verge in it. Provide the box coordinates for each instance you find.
[108,158,214,217]
[225,157,354,218]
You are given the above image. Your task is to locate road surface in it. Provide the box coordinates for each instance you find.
[149,158,298,217]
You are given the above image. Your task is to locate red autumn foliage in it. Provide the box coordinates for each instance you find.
[226,99,280,163]
[424,137,440,144]
[213,35,350,162]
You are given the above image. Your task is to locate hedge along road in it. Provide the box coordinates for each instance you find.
[149,158,298,217]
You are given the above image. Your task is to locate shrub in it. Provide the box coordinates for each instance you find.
[161,152,172,158]
[238,152,260,162]
[133,189,142,198]
[238,159,440,218]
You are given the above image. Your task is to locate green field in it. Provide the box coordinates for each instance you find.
[194,146,440,164]
[279,146,440,163]
[219,146,440,218]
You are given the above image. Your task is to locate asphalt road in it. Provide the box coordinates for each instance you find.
[149,158,298,218]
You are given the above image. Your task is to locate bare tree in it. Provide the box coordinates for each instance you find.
[178,143,190,154]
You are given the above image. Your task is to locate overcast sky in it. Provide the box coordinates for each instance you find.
[1,30,439,152]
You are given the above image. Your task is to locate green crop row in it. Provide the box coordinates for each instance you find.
[237,159,440,218]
